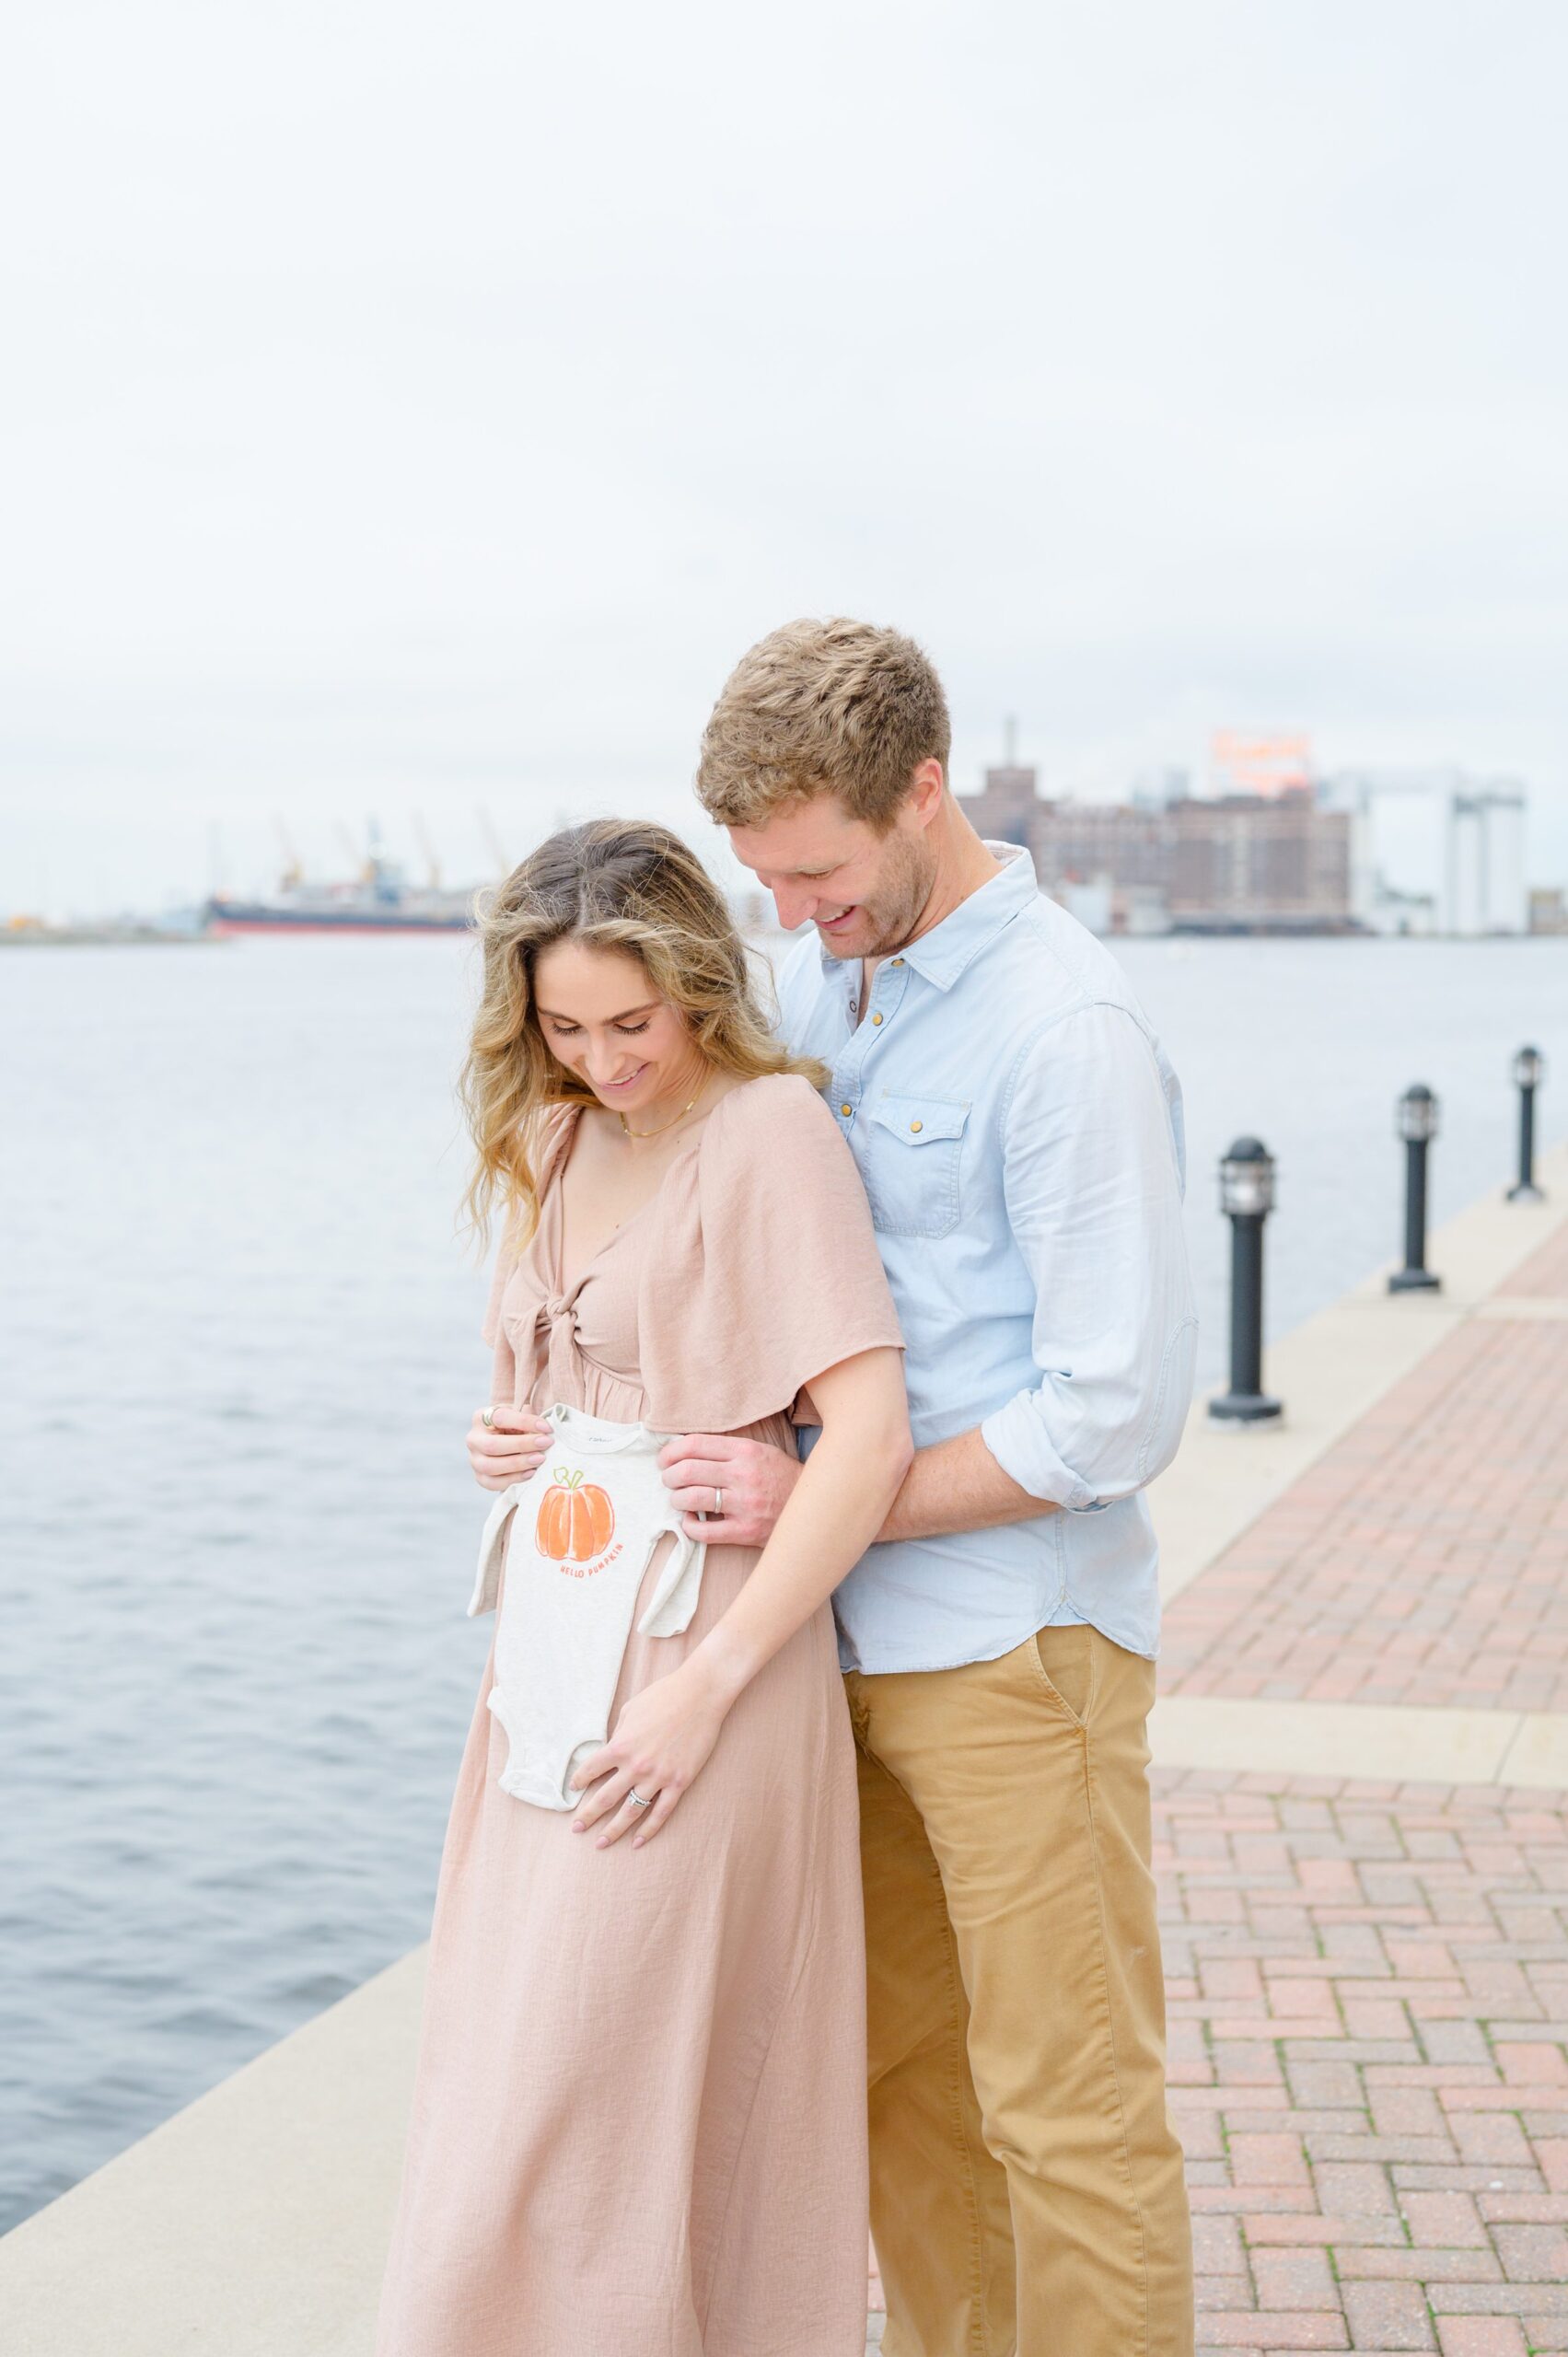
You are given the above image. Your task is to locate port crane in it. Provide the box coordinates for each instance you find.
[1339,772,1527,935]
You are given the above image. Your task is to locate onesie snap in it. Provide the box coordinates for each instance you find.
[469,1400,704,1809]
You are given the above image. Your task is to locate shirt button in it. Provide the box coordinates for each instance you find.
[871,1012,883,1026]
[891,958,904,967]
[910,1120,923,1133]
[841,1103,853,1117]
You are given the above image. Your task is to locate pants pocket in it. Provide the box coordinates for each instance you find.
[1029,1621,1094,1726]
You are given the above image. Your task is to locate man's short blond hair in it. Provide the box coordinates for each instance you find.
[695,617,951,832]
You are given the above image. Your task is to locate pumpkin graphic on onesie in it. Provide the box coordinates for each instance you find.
[536,1467,615,1564]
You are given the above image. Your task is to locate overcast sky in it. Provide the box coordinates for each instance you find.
[3,1,1566,915]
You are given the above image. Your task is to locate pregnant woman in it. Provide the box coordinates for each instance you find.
[374,819,910,2357]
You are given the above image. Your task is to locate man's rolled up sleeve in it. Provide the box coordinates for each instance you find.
[978,1003,1199,1510]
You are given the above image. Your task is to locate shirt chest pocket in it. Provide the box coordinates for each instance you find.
[861,1094,970,1239]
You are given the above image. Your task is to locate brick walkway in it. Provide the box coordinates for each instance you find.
[1161,1770,1568,2356]
[1153,1204,1568,2354]
[1504,1227,1568,1298]
[868,1774,1568,2355]
[1159,1249,1568,1718]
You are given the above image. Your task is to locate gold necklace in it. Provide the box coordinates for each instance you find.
[618,1076,707,1141]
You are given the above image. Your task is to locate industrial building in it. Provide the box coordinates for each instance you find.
[958,738,1539,939]
[958,765,1355,935]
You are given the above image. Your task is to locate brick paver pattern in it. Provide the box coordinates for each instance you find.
[1158,1315,1568,1715]
[865,1771,1568,2353]
[1157,1768,1568,2356]
[1501,1225,1568,1300]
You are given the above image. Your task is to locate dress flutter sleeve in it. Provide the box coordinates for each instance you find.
[635,1073,905,1434]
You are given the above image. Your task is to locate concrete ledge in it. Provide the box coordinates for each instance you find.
[1148,1139,1568,1606]
[0,1948,428,2356]
[1151,1694,1568,1791]
[1499,1711,1568,1788]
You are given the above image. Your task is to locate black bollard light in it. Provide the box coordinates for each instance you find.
[1209,1137,1283,1424]
[1506,1045,1547,1203]
[1388,1084,1442,1293]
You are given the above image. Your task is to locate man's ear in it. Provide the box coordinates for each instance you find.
[908,757,947,827]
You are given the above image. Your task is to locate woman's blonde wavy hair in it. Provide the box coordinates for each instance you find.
[459,819,826,1253]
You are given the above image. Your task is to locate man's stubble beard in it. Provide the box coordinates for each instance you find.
[829,832,937,961]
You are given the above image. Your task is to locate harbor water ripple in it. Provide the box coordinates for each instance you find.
[2,929,1562,2231]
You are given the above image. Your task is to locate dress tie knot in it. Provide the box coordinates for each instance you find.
[526,1292,583,1404]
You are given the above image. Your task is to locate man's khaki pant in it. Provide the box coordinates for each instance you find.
[843,1622,1193,2357]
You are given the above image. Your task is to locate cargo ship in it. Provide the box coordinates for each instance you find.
[203,837,479,936]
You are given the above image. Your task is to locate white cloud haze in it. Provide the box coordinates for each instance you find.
[3,0,1567,912]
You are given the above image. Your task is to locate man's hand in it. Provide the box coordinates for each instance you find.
[657,1432,803,1546]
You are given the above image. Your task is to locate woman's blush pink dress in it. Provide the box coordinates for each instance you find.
[374,1074,904,2357]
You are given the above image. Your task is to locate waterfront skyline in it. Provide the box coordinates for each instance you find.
[5,1,1568,917]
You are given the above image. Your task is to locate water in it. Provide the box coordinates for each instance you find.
[2,929,1562,2233]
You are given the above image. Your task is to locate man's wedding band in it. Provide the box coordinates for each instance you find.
[629,1789,653,1809]
[714,1487,723,1516]
[481,1408,495,1429]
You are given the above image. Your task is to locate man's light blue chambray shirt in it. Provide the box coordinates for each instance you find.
[776,841,1199,1677]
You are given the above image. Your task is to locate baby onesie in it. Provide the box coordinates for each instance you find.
[468,1401,707,1810]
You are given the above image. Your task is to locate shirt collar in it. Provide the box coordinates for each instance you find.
[819,839,1037,994]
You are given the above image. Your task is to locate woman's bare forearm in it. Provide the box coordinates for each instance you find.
[691,1349,911,1702]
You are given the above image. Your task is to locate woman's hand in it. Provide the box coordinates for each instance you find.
[467,1402,553,1492]
[568,1655,737,1849]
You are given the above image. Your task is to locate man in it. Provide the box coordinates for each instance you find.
[660,617,1198,2357]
